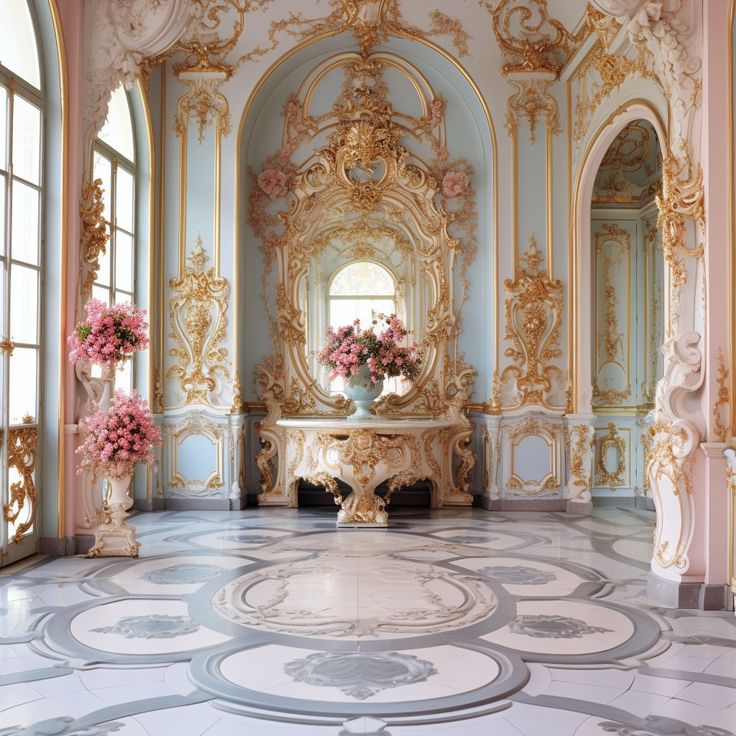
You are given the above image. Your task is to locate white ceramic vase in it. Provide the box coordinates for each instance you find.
[108,473,134,511]
[344,363,383,421]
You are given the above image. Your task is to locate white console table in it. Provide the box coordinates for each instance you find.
[275,417,473,526]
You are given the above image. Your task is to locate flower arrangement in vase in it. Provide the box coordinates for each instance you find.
[68,298,149,370]
[317,314,421,419]
[68,298,155,557]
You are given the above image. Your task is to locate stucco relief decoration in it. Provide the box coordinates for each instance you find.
[499,236,564,410]
[2,426,38,544]
[79,178,109,307]
[567,422,594,502]
[488,0,584,142]
[83,0,202,153]
[249,48,477,506]
[167,238,230,407]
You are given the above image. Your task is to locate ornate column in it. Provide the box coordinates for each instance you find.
[480,415,502,509]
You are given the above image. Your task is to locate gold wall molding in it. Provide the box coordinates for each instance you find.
[592,222,631,407]
[165,414,225,492]
[79,178,109,308]
[2,427,38,544]
[174,70,232,143]
[499,236,564,411]
[167,239,230,408]
[502,417,562,494]
[595,422,626,487]
[567,421,594,499]
[713,349,729,444]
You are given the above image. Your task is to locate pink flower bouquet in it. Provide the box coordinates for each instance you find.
[318,315,421,384]
[68,299,149,369]
[77,389,161,479]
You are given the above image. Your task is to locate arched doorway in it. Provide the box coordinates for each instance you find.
[589,119,664,509]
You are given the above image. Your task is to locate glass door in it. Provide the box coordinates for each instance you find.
[0,75,43,566]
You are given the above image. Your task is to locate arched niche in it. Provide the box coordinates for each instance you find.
[237,35,495,507]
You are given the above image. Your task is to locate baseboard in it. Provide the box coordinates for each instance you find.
[647,572,728,610]
[592,496,636,507]
[488,499,566,511]
[38,536,76,556]
[133,497,166,512]
[635,495,656,511]
[159,497,247,511]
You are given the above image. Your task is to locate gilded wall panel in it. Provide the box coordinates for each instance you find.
[164,415,225,496]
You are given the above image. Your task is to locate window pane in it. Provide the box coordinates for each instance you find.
[92,284,110,305]
[0,85,7,171]
[93,152,112,224]
[9,347,37,423]
[329,298,395,330]
[98,86,134,163]
[0,0,41,89]
[10,180,39,265]
[330,262,395,296]
[116,168,134,232]
[96,227,111,286]
[115,231,133,292]
[10,263,37,343]
[12,96,41,185]
[0,174,6,257]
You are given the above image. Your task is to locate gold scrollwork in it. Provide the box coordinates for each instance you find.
[504,77,561,143]
[501,236,563,410]
[489,0,582,76]
[2,427,38,543]
[167,239,230,407]
[79,178,109,304]
[568,423,594,492]
[596,423,626,488]
[656,150,705,288]
[503,417,561,492]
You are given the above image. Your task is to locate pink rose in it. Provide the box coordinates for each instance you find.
[257,168,289,199]
[442,170,469,198]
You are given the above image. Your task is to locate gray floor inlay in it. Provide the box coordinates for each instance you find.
[1,507,734,734]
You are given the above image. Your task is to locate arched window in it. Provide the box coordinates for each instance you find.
[328,261,397,330]
[327,261,399,395]
[0,0,44,553]
[92,85,137,392]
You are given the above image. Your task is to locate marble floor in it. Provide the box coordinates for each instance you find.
[1,506,735,736]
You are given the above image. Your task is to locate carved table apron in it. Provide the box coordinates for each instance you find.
[276,418,459,526]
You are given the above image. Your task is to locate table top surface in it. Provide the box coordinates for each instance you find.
[276,417,455,430]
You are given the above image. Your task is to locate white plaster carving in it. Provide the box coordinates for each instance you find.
[82,0,201,158]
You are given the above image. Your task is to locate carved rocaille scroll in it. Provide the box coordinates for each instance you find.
[79,178,109,308]
[167,240,230,407]
[2,426,37,544]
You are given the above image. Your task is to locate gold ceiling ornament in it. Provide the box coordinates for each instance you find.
[592,224,631,407]
[174,70,231,143]
[712,348,729,444]
[504,76,561,143]
[500,235,564,411]
[595,422,626,487]
[167,238,230,407]
[656,149,705,289]
[79,178,109,306]
[2,427,37,544]
[488,0,583,77]
[568,422,594,495]
[583,3,621,48]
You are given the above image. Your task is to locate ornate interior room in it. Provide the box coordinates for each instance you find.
[1,0,736,734]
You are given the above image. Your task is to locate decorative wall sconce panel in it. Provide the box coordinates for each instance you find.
[3,426,38,544]
[498,237,565,411]
[592,223,631,408]
[594,422,627,488]
[167,240,230,409]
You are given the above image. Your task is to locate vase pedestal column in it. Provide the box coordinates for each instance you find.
[88,474,140,557]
